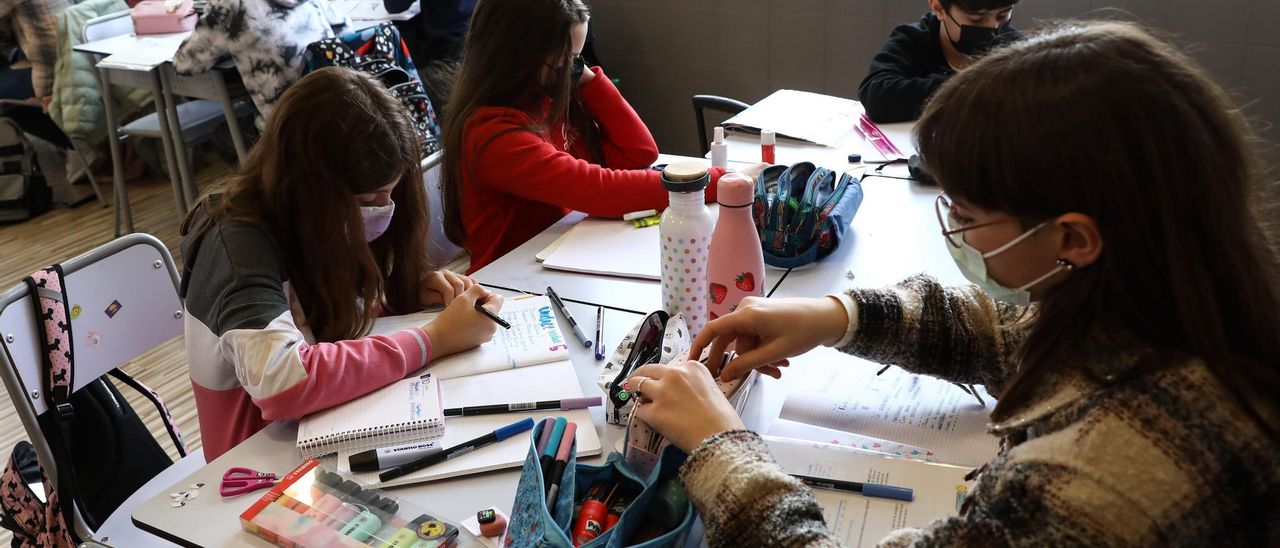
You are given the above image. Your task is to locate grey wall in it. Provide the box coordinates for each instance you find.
[588,0,1280,157]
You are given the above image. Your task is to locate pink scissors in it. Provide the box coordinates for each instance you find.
[219,467,278,497]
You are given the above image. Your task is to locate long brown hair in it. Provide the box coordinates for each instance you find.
[182,67,429,342]
[440,0,592,246]
[916,22,1280,433]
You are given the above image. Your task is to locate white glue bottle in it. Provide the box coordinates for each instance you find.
[710,126,728,169]
[659,161,715,337]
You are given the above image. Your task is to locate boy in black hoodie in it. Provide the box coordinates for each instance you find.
[858,0,1021,123]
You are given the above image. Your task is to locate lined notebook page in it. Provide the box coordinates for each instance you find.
[780,357,998,467]
[337,360,602,487]
[369,295,570,379]
[297,373,444,457]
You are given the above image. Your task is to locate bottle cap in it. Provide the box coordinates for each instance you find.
[661,161,710,193]
[716,172,755,208]
[761,130,775,146]
[713,126,724,144]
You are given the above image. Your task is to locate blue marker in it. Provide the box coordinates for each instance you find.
[378,418,536,482]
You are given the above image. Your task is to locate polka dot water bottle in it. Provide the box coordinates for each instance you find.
[659,161,715,337]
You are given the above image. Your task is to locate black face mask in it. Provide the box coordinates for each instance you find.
[943,11,1004,57]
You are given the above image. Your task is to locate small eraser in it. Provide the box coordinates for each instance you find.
[478,509,506,537]
[847,153,862,163]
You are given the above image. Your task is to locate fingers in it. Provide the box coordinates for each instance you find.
[459,283,489,305]
[445,272,466,299]
[720,339,790,380]
[479,291,504,313]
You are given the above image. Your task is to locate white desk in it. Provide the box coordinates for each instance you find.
[770,175,966,299]
[718,114,917,180]
[130,294,644,547]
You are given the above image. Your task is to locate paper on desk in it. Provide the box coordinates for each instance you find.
[780,358,999,467]
[765,436,972,547]
[723,90,860,147]
[541,206,719,281]
[369,295,569,380]
[97,35,187,69]
[337,360,602,487]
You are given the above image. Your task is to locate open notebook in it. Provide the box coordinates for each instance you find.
[369,295,570,380]
[775,356,999,467]
[297,373,444,458]
[337,360,601,487]
[721,89,861,147]
[541,206,719,281]
[764,436,973,548]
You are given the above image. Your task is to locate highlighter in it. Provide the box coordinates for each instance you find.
[378,515,429,548]
[337,506,383,542]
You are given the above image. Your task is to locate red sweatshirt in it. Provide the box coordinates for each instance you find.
[459,66,723,272]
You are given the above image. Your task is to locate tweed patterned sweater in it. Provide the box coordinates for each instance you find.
[680,275,1280,547]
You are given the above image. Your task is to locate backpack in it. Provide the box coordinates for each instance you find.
[304,23,442,156]
[0,117,52,224]
[0,265,188,546]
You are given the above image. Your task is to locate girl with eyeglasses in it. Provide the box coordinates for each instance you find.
[627,22,1280,546]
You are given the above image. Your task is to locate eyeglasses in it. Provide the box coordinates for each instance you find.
[934,193,1018,248]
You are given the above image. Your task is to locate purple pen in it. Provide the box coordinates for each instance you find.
[442,397,603,417]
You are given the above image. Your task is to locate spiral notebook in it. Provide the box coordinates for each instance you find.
[296,373,445,457]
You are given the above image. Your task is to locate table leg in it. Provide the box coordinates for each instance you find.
[96,67,132,236]
[148,68,188,216]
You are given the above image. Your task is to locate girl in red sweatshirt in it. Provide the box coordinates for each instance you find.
[440,0,725,272]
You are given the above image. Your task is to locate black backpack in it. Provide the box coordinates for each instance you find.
[0,116,52,223]
[0,265,187,546]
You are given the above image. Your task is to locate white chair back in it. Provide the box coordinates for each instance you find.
[421,150,465,268]
[0,234,184,416]
[81,10,133,45]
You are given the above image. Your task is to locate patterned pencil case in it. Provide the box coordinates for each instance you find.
[507,420,694,547]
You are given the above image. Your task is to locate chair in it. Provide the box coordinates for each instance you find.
[0,233,205,545]
[692,94,750,156]
[420,150,468,272]
[85,11,252,236]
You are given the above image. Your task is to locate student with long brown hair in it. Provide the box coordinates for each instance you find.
[440,0,728,272]
[180,67,503,460]
[626,22,1280,545]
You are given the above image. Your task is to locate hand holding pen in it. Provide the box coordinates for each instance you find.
[420,285,505,358]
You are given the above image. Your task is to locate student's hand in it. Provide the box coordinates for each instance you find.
[421,285,504,358]
[419,270,478,308]
[38,96,51,112]
[690,296,848,381]
[627,361,746,453]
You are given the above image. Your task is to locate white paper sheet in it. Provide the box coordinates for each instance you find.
[780,358,999,467]
[768,418,939,462]
[723,90,861,147]
[765,437,973,547]
[540,207,719,281]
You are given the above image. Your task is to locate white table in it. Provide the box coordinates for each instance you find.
[770,175,965,299]
[131,294,644,546]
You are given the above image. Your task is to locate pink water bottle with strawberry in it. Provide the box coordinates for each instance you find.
[707,172,764,322]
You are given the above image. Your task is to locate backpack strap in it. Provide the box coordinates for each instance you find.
[0,441,75,547]
[107,369,188,458]
[23,264,84,544]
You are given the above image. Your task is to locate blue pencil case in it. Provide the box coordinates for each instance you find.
[507,420,694,547]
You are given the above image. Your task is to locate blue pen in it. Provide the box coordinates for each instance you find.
[792,474,914,502]
[378,418,536,482]
[541,417,568,481]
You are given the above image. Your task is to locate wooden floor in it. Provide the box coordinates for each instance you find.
[0,161,228,544]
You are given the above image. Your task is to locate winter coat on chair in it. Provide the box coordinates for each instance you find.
[173,0,335,126]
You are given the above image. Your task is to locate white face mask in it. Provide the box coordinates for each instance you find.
[945,220,1067,306]
[359,200,395,242]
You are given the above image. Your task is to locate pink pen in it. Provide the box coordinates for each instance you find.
[544,422,578,510]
